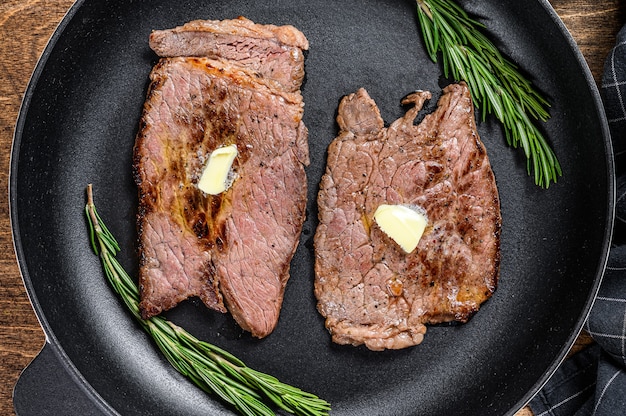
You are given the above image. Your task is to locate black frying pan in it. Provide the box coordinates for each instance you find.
[11,0,614,415]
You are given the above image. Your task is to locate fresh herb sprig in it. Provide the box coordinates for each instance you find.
[85,185,330,416]
[416,0,562,188]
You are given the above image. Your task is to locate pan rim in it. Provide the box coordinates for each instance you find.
[8,0,118,414]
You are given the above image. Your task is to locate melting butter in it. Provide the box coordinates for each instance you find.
[198,144,238,195]
[373,204,428,253]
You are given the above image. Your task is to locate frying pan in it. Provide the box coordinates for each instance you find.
[10,0,614,415]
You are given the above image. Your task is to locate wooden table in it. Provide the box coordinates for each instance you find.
[0,1,622,414]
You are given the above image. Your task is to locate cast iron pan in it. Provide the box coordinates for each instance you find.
[10,0,614,415]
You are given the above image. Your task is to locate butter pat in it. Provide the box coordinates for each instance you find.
[198,144,238,195]
[374,204,428,253]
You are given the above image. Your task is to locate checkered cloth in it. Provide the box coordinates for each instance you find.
[528,25,626,416]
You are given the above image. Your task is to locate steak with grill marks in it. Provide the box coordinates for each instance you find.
[314,83,501,350]
[133,18,309,338]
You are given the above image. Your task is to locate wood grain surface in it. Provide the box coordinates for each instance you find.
[0,1,623,415]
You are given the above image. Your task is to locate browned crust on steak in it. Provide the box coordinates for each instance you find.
[314,83,501,350]
[135,19,309,338]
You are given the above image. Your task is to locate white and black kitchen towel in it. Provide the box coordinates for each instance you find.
[528,24,626,416]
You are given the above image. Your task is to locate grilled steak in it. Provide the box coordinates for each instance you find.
[314,83,501,350]
[134,18,309,338]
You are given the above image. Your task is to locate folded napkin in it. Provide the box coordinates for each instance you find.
[528,25,626,416]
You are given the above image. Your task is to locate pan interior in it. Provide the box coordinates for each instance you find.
[11,0,612,415]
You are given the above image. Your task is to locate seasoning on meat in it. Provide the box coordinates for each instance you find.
[314,83,501,350]
[133,17,309,338]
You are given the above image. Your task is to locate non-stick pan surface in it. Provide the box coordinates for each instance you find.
[11,0,613,415]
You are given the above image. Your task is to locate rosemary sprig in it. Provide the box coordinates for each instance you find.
[85,184,330,416]
[416,0,562,188]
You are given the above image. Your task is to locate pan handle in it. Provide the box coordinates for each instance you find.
[13,342,112,415]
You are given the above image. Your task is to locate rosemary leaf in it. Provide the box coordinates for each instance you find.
[416,0,561,188]
[85,184,330,416]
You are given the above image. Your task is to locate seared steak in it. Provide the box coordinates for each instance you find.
[134,18,309,338]
[314,83,501,350]
[149,17,308,93]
